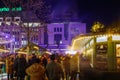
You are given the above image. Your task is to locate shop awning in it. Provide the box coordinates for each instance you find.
[71,33,120,51]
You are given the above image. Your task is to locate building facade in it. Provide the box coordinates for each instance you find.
[46,22,86,53]
[0,6,86,54]
[0,16,86,54]
[0,16,45,53]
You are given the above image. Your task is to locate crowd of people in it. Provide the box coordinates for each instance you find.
[0,52,81,80]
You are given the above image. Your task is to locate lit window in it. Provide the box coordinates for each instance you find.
[0,17,3,22]
[5,17,12,25]
[5,17,12,22]
[14,17,21,22]
[54,34,62,44]
[60,40,62,44]
[29,23,33,27]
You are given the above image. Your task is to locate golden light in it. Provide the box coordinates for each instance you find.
[33,46,39,50]
[65,50,77,55]
[0,49,10,52]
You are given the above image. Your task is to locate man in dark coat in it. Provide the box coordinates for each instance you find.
[14,53,27,80]
[46,54,64,80]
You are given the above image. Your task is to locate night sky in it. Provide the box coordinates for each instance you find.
[0,0,120,30]
[77,0,120,25]
[50,0,120,32]
[76,0,120,32]
[45,0,120,28]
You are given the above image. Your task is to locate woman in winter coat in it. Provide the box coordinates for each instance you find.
[26,58,46,80]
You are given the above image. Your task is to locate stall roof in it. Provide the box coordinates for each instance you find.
[71,33,120,51]
[15,42,46,54]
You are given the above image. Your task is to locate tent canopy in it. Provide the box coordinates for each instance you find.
[15,42,46,54]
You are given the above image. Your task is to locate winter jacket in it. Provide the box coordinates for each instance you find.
[26,63,45,80]
[46,61,64,80]
[14,57,27,77]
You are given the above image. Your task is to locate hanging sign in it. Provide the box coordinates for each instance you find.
[0,7,22,12]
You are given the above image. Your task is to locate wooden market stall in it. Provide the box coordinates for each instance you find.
[71,32,120,71]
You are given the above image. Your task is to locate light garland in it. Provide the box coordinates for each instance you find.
[0,32,14,44]
[71,33,120,50]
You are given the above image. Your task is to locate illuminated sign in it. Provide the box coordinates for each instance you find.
[0,7,22,12]
[96,36,107,42]
[112,35,120,41]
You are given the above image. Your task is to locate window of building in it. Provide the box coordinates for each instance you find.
[5,17,12,22]
[5,17,12,25]
[6,44,10,48]
[54,28,56,32]
[0,17,3,22]
[22,40,27,45]
[54,34,62,45]
[1,22,5,26]
[32,23,40,27]
[14,17,21,22]
[15,45,19,48]
[15,42,19,45]
[57,28,59,32]
[15,37,19,41]
[60,27,62,32]
[23,23,27,27]
[29,23,33,27]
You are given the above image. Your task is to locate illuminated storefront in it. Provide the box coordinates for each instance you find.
[71,33,120,71]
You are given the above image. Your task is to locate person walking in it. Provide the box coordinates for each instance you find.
[46,54,64,80]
